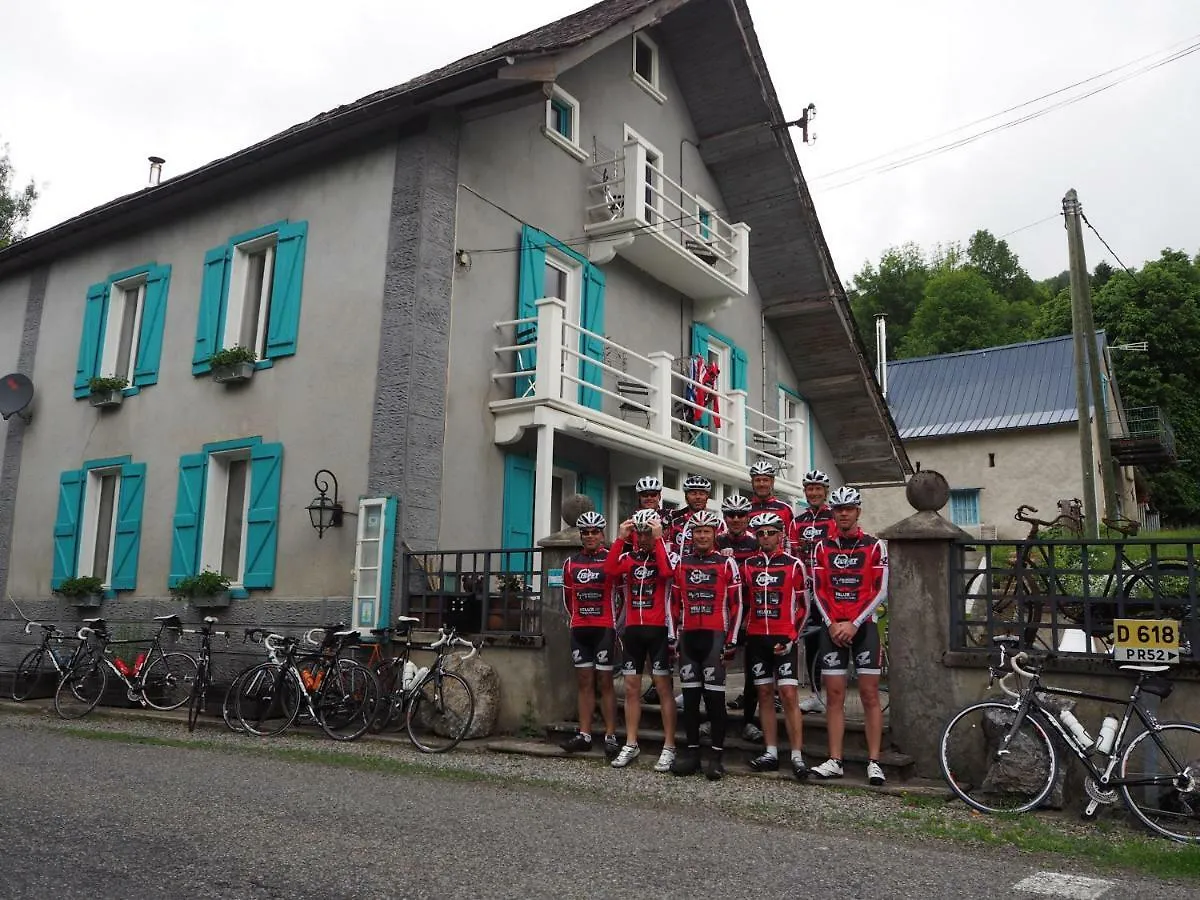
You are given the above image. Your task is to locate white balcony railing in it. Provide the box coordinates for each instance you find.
[492,298,807,478]
[584,140,750,305]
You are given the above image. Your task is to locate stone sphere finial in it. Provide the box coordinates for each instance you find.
[562,493,594,527]
[906,469,950,512]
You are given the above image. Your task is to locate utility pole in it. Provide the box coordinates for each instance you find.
[1064,189,1119,528]
[1063,189,1099,537]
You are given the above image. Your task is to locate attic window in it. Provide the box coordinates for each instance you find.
[542,85,589,162]
[632,34,665,103]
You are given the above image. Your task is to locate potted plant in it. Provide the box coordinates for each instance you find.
[55,575,105,608]
[488,573,527,631]
[88,375,129,408]
[171,568,233,608]
[209,346,257,384]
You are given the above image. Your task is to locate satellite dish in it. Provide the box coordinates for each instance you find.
[0,372,34,423]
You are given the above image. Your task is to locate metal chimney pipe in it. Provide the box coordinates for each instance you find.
[874,313,888,398]
[148,156,165,186]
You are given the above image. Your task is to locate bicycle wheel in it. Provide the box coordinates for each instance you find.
[54,659,108,719]
[221,670,251,733]
[939,701,1058,813]
[187,660,211,732]
[1119,721,1200,843]
[141,652,198,710]
[235,663,301,737]
[12,648,46,701]
[369,660,402,733]
[316,660,381,742]
[406,670,474,753]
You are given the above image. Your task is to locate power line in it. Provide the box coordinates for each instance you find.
[999,213,1062,239]
[1080,211,1140,280]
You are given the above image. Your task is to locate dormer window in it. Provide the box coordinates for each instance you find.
[542,84,588,162]
[632,34,665,103]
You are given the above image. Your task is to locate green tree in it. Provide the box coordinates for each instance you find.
[965,229,1034,303]
[899,268,1012,357]
[848,242,929,368]
[0,143,37,249]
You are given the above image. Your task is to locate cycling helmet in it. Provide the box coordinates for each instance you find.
[576,510,608,529]
[828,486,862,508]
[630,508,660,531]
[721,493,753,514]
[748,512,784,531]
[682,474,713,492]
[749,460,777,478]
[635,475,662,493]
[802,469,831,487]
[688,509,722,529]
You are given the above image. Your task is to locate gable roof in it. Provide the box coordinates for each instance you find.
[885,333,1109,439]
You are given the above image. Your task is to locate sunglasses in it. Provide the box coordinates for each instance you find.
[724,512,749,518]
[579,528,603,536]
[757,529,781,537]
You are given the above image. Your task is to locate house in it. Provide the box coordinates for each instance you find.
[859,333,1172,539]
[0,0,907,721]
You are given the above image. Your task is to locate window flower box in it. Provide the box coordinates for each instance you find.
[171,569,234,608]
[87,376,129,408]
[209,346,257,385]
[55,575,105,608]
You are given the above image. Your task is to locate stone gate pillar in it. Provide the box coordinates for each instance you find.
[534,494,590,722]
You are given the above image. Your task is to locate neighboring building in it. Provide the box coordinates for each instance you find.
[860,333,1173,539]
[0,0,907,693]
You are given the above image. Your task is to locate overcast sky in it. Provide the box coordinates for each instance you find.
[3,0,1197,284]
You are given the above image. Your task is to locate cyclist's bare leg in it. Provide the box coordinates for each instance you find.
[597,668,617,737]
[654,673,676,748]
[857,673,883,760]
[824,674,848,759]
[623,674,642,744]
[576,668,596,735]
[757,681,778,747]
[779,683,803,752]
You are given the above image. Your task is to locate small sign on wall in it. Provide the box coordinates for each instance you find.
[547,568,564,588]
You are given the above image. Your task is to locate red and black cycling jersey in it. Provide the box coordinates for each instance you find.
[716,530,758,566]
[607,538,678,634]
[789,504,837,562]
[562,548,619,629]
[749,496,795,538]
[741,551,809,640]
[811,528,888,627]
[671,551,743,642]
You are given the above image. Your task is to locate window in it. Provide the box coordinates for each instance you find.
[949,489,981,527]
[624,125,663,225]
[51,457,146,592]
[74,264,171,398]
[632,33,665,103]
[543,253,581,327]
[169,438,284,594]
[777,385,809,471]
[352,497,397,632]
[542,85,588,161]
[194,221,308,374]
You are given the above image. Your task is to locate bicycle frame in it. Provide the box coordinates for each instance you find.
[78,622,178,701]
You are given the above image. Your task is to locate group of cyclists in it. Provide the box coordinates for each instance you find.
[557,460,890,785]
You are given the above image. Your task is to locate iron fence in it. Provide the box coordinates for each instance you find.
[951,536,1199,661]
[400,548,544,637]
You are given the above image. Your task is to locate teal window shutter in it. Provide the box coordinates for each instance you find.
[579,264,606,410]
[194,245,230,374]
[265,220,308,360]
[579,474,605,516]
[501,454,536,576]
[243,442,284,589]
[74,282,108,398]
[133,265,171,387]
[515,226,547,397]
[168,453,208,587]
[51,469,84,588]
[377,496,399,628]
[949,489,981,526]
[109,462,147,591]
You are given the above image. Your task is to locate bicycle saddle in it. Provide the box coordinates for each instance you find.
[203,616,218,625]
[1119,664,1171,674]
[82,617,107,629]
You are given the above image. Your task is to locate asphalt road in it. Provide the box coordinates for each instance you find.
[0,721,1193,900]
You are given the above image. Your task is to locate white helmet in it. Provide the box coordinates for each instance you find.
[635,475,662,493]
[802,469,831,487]
[576,510,608,529]
[630,508,660,531]
[829,486,862,508]
[721,493,753,514]
[748,512,784,531]
[749,460,777,477]
[682,474,712,493]
[688,509,722,529]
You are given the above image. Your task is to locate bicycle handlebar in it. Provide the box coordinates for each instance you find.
[1010,652,1040,680]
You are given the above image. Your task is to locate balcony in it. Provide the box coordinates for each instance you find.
[490,297,809,493]
[583,139,750,317]
[1110,406,1177,467]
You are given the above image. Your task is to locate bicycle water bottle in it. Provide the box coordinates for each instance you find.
[412,666,430,688]
[1058,708,1093,749]
[401,661,419,691]
[1095,716,1119,755]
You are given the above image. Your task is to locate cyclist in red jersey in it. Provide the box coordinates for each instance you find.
[742,512,810,780]
[718,493,766,743]
[559,510,621,761]
[623,475,670,552]
[669,509,743,781]
[748,459,795,542]
[790,469,837,714]
[608,508,680,771]
[666,474,717,556]
[809,486,889,786]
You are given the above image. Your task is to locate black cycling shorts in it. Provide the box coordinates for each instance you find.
[620,625,672,677]
[816,621,882,677]
[678,630,726,690]
[746,635,801,687]
[571,626,616,671]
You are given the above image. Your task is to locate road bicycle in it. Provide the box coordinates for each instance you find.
[939,635,1200,843]
[54,616,198,719]
[182,616,230,732]
[10,618,78,701]
[233,623,381,741]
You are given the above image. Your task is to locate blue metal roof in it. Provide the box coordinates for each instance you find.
[885,333,1106,439]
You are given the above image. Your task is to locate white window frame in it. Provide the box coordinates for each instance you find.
[352,497,389,634]
[693,194,715,242]
[76,466,123,589]
[631,33,666,103]
[778,387,809,472]
[98,274,147,385]
[198,449,253,588]
[542,85,589,162]
[223,233,278,359]
[704,334,732,456]
[623,124,664,226]
[543,251,582,327]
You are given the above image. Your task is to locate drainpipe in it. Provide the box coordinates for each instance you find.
[875,313,888,398]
